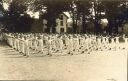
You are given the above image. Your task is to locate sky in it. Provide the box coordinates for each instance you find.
[2,3,9,10]
[26,10,40,19]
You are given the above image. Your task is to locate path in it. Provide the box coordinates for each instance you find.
[0,42,127,81]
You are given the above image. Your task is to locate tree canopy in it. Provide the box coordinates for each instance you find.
[1,0,128,34]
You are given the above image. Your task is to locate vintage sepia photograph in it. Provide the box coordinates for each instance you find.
[0,0,127,81]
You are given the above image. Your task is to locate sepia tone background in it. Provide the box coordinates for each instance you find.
[0,0,127,81]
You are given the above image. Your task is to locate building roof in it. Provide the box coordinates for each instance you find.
[62,12,69,19]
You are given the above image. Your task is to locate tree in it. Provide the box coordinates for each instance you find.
[2,0,34,32]
[101,0,126,35]
[76,0,92,33]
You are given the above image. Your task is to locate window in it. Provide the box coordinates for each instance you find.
[44,28,48,32]
[60,15,63,20]
[60,21,63,26]
[60,28,64,33]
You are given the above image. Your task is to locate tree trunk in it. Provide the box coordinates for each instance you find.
[82,13,86,33]
[107,19,113,35]
[115,19,118,34]
[72,12,76,33]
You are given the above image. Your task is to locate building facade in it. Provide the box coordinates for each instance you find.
[56,13,68,33]
[42,13,68,33]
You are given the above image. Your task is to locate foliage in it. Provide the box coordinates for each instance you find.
[2,0,34,32]
[1,0,128,34]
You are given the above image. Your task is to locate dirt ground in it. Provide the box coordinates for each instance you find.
[0,44,127,81]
